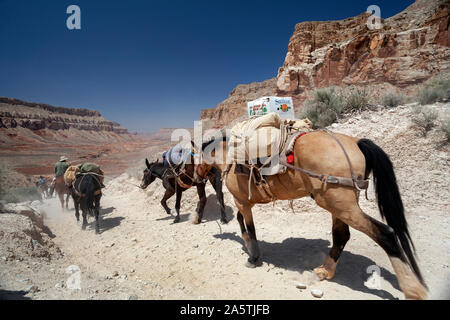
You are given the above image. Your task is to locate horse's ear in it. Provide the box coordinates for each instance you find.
[145,158,151,169]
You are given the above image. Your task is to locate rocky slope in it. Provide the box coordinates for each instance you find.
[201,0,450,127]
[0,97,128,134]
[1,102,448,300]
[277,0,449,104]
[200,78,277,129]
[0,97,152,182]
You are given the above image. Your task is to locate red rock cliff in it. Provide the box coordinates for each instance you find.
[201,0,450,127]
[276,0,450,104]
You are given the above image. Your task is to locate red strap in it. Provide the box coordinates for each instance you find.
[286,132,308,164]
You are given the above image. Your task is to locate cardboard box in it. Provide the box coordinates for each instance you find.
[247,96,294,119]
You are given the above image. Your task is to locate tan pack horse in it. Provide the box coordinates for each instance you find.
[196,130,427,299]
[55,175,70,210]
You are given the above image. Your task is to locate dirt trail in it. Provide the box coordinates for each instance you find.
[1,103,449,300]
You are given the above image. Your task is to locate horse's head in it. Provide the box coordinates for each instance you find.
[140,158,158,189]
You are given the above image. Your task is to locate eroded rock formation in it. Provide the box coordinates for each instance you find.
[0,97,128,134]
[276,0,449,104]
[201,0,450,128]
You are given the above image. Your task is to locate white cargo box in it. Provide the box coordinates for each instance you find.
[247,96,294,119]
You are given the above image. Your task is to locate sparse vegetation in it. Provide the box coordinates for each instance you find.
[418,79,450,105]
[300,87,374,128]
[343,88,370,113]
[411,105,438,136]
[0,164,4,197]
[300,87,345,128]
[0,160,42,203]
[382,93,404,108]
[439,118,450,143]
[0,186,42,203]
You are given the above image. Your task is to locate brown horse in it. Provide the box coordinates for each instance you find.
[196,130,427,299]
[55,175,70,210]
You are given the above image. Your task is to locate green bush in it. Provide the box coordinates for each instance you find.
[412,106,438,136]
[382,93,404,108]
[300,88,345,128]
[343,88,370,113]
[418,79,450,105]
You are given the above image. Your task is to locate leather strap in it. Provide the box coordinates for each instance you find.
[280,159,369,190]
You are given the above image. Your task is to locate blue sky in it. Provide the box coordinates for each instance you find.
[0,0,414,133]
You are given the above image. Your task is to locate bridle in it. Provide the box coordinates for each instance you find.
[167,147,211,189]
[143,162,166,186]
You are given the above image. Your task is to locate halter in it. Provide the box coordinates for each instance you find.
[166,147,209,189]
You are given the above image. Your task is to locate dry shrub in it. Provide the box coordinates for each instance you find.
[382,93,404,108]
[300,88,345,128]
[418,79,450,105]
[343,87,370,113]
[439,117,450,143]
[411,105,438,136]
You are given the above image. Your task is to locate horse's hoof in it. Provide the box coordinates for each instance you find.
[245,261,257,269]
[313,266,333,280]
[82,224,87,230]
[192,216,200,224]
[220,219,228,225]
[174,217,180,223]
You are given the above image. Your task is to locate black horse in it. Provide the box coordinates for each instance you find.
[140,158,228,224]
[71,173,102,234]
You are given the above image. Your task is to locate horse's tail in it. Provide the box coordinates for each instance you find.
[357,138,425,287]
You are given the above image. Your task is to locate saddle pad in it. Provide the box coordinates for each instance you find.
[227,113,313,176]
[228,113,283,163]
[64,165,80,187]
[78,163,101,174]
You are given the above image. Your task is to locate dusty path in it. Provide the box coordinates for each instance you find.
[2,103,449,300]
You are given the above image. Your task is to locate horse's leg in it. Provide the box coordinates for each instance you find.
[192,183,207,224]
[74,196,80,222]
[173,187,182,223]
[81,208,88,230]
[314,189,427,299]
[236,211,248,238]
[80,198,88,230]
[161,188,175,215]
[65,193,69,209]
[313,217,350,280]
[209,170,228,224]
[94,195,101,234]
[58,192,64,211]
[235,200,259,268]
